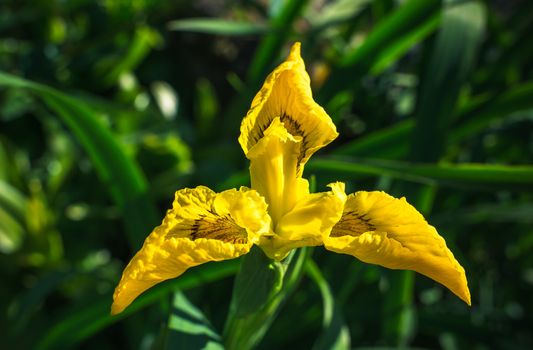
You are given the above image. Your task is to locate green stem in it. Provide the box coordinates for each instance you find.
[223,247,309,350]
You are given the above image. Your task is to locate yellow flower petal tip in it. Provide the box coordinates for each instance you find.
[324,191,471,306]
[459,279,472,306]
[287,42,302,61]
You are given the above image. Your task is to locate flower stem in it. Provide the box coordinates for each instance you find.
[223,246,309,349]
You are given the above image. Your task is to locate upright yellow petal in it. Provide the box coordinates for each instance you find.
[239,42,338,171]
[111,186,271,315]
[260,182,346,260]
[324,191,471,305]
[248,117,309,224]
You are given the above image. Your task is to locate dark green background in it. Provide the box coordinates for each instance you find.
[1,0,532,349]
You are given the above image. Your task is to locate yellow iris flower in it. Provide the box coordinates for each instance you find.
[111,43,470,315]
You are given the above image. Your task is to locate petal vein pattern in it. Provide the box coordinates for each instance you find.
[238,42,338,170]
[324,191,471,305]
[111,186,271,315]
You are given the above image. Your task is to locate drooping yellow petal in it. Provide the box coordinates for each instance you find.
[248,117,309,224]
[324,191,471,305]
[239,42,338,171]
[260,182,346,260]
[111,186,271,315]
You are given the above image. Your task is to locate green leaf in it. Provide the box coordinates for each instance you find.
[332,81,533,159]
[35,260,239,350]
[333,119,414,158]
[247,0,310,84]
[307,157,533,190]
[0,179,27,224]
[195,77,219,139]
[433,202,533,225]
[223,247,310,350]
[306,260,350,350]
[307,0,370,33]
[0,205,25,253]
[100,25,162,86]
[229,246,284,318]
[0,180,27,253]
[319,0,442,104]
[165,291,224,350]
[0,142,10,180]
[167,18,268,36]
[338,0,440,68]
[409,0,486,162]
[8,269,77,334]
[369,10,440,75]
[451,81,533,142]
[0,71,158,248]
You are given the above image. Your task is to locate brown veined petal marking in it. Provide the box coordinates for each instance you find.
[239,42,338,173]
[111,186,271,315]
[324,191,471,306]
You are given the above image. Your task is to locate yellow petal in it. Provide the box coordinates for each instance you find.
[248,117,309,224]
[111,186,271,315]
[260,182,346,260]
[324,191,471,305]
[239,42,338,169]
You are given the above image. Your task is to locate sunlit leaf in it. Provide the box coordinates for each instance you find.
[306,259,350,350]
[168,18,268,36]
[35,260,239,350]
[308,157,533,190]
[409,0,486,161]
[223,247,310,349]
[319,0,442,105]
[0,71,158,248]
[165,291,224,350]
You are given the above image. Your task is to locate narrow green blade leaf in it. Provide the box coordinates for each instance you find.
[223,247,310,350]
[338,0,440,67]
[8,269,77,334]
[333,119,413,158]
[306,260,350,350]
[307,157,533,190]
[247,0,310,83]
[0,205,25,253]
[0,71,158,248]
[307,0,370,33]
[452,81,533,142]
[333,81,533,159]
[100,25,162,86]
[35,261,239,350]
[369,10,440,75]
[165,291,224,350]
[168,18,268,36]
[0,180,27,225]
[433,202,533,225]
[409,0,486,161]
[229,246,283,318]
[319,0,442,104]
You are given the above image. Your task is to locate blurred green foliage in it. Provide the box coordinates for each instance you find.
[1,0,532,349]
